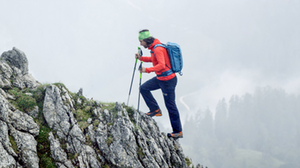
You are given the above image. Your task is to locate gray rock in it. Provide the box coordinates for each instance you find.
[91,103,187,168]
[0,120,18,158]
[43,85,72,139]
[67,124,85,153]
[9,125,39,168]
[0,142,17,168]
[0,88,7,98]
[8,110,39,136]
[48,132,74,168]
[92,107,101,117]
[0,58,14,89]
[61,87,74,109]
[0,93,10,122]
[78,88,83,97]
[1,47,28,75]
[0,48,40,89]
[28,106,39,118]
[78,145,102,168]
[87,118,92,124]
[87,124,96,144]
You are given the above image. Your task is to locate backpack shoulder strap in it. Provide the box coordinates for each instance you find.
[150,44,171,70]
[150,44,165,54]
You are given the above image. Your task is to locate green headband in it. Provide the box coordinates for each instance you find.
[139,31,151,41]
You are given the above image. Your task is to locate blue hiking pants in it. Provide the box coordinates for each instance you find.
[140,76,182,133]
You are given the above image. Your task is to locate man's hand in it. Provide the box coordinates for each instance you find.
[135,53,141,60]
[139,66,146,73]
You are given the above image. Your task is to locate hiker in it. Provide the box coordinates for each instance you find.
[135,29,183,138]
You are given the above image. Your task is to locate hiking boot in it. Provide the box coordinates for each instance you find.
[146,109,162,117]
[167,131,183,138]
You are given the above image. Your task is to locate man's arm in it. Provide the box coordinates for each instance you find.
[146,47,166,73]
[140,56,152,62]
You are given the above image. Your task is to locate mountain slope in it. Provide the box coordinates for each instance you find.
[0,48,200,168]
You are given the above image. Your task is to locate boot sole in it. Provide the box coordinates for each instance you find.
[146,113,162,117]
[167,133,183,138]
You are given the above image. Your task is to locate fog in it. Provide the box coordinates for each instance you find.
[1,0,299,167]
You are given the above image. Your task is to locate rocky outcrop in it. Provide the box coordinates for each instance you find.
[0,87,40,167]
[41,84,187,168]
[0,47,40,89]
[0,48,200,167]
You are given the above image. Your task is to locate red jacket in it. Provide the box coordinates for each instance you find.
[140,39,175,81]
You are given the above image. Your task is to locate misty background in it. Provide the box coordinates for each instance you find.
[1,0,299,167]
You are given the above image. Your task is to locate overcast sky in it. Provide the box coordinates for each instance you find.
[1,0,300,130]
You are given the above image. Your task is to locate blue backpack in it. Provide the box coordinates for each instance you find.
[151,42,183,76]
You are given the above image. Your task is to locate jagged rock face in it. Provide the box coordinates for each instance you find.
[0,48,192,168]
[43,84,187,168]
[0,89,40,168]
[1,47,28,75]
[0,47,40,89]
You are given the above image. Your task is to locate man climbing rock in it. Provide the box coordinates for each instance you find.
[135,29,183,138]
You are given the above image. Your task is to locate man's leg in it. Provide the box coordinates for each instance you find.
[140,77,161,112]
[160,76,182,133]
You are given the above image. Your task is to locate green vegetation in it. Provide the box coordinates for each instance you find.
[125,106,136,123]
[78,121,89,130]
[75,107,92,130]
[53,82,67,90]
[26,84,56,167]
[76,109,90,121]
[8,87,37,112]
[2,82,148,167]
[183,87,299,168]
[36,125,51,152]
[93,119,100,128]
[16,94,37,112]
[69,153,79,160]
[36,125,57,168]
[31,84,48,110]
[39,154,57,168]
[102,164,110,168]
[101,102,116,111]
[9,135,18,154]
[137,147,145,158]
[185,157,193,167]
[106,136,113,145]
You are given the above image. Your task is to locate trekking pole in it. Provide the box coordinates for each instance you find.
[127,47,143,106]
[137,61,143,124]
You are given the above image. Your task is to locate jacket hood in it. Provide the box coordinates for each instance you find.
[148,39,161,50]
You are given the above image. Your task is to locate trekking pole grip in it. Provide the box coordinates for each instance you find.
[139,61,143,75]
